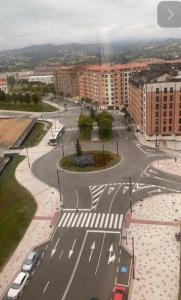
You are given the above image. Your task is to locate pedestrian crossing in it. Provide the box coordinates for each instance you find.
[58,212,123,230]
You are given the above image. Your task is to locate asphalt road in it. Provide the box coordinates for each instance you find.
[9,108,181,300]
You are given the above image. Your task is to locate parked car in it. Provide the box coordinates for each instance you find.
[112,285,126,300]
[22,251,38,272]
[7,272,29,299]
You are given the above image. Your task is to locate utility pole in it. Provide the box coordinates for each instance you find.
[123,176,132,213]
[61,136,65,158]
[116,123,119,156]
[56,169,63,207]
[102,143,105,169]
[54,116,56,129]
[155,129,158,148]
[26,146,30,168]
[132,236,135,279]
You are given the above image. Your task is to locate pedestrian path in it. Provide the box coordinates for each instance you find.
[58,212,123,230]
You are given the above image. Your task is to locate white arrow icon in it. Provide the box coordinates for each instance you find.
[69,239,77,259]
[51,238,60,258]
[168,8,174,21]
[123,186,129,194]
[108,253,116,264]
[109,243,113,255]
[89,242,95,262]
[108,187,115,195]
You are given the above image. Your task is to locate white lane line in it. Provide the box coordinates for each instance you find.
[59,250,63,260]
[95,233,106,275]
[92,197,100,204]
[104,214,110,228]
[41,252,45,258]
[80,213,88,227]
[58,213,67,227]
[99,214,105,228]
[67,213,75,227]
[43,281,50,294]
[85,213,92,227]
[95,213,101,228]
[90,213,97,227]
[62,213,71,227]
[71,214,79,227]
[114,214,119,229]
[37,261,40,267]
[109,214,114,228]
[75,190,79,209]
[118,215,123,229]
[92,189,104,199]
[76,213,84,227]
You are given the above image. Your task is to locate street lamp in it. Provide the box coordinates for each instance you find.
[102,143,105,169]
[116,122,119,156]
[155,129,159,148]
[123,176,132,213]
[60,136,65,159]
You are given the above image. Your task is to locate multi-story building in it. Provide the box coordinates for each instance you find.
[28,75,54,84]
[79,63,150,110]
[129,65,181,140]
[0,80,8,93]
[54,66,82,98]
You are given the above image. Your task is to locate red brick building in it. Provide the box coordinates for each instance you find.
[129,65,181,139]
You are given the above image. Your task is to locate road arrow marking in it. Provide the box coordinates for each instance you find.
[69,239,77,259]
[108,187,115,195]
[51,237,60,258]
[89,242,95,262]
[109,243,113,255]
[108,253,116,264]
[123,186,129,194]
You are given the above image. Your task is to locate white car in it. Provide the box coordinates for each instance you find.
[7,272,29,299]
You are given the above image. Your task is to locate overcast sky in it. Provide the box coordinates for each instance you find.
[0,0,181,50]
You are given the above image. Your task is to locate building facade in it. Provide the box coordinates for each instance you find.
[0,80,8,93]
[129,66,181,139]
[28,75,54,84]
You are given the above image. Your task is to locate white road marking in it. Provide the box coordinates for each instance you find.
[75,190,79,210]
[114,214,119,229]
[90,213,97,227]
[85,213,92,227]
[67,213,75,227]
[71,213,79,227]
[95,233,106,275]
[59,250,63,260]
[118,215,123,229]
[76,213,84,227]
[99,213,105,228]
[51,237,60,258]
[43,281,50,294]
[80,213,88,227]
[104,214,110,228]
[69,239,77,259]
[89,242,95,262]
[62,213,70,227]
[95,213,101,228]
[109,214,114,228]
[58,213,67,227]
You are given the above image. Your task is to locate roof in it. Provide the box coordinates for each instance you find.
[14,272,27,284]
[0,80,7,86]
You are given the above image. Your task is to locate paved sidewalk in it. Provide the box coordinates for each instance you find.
[0,119,62,299]
[152,158,181,176]
[123,194,181,300]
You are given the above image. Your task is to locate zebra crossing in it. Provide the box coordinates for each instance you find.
[58,212,123,230]
[89,185,107,210]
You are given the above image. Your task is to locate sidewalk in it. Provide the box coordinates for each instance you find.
[0,119,62,299]
[123,193,180,300]
[152,158,181,176]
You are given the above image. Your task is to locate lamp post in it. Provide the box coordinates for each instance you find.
[155,129,158,148]
[123,176,132,213]
[102,143,105,169]
[61,136,65,159]
[116,122,119,156]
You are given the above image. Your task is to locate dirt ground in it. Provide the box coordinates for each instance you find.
[0,118,32,147]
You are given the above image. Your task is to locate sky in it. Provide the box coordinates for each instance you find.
[0,0,181,50]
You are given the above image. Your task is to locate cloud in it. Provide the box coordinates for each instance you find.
[0,0,180,50]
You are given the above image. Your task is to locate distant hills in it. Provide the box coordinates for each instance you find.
[1,39,181,71]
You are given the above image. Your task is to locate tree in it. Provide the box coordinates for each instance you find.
[7,76,16,86]
[23,93,31,105]
[32,93,40,105]
[78,115,93,140]
[97,111,113,139]
[90,106,96,119]
[75,139,82,157]
[0,90,6,102]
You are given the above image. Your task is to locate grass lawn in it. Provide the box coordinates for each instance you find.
[24,121,51,147]
[0,102,57,112]
[0,156,37,269]
[60,150,121,172]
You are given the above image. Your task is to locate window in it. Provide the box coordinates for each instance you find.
[163,127,166,132]
[155,112,159,117]
[170,87,173,93]
[164,104,167,109]
[180,103,181,109]
[179,118,181,124]
[156,96,159,102]
[179,111,181,116]
[169,111,172,117]
[156,88,159,94]
[169,126,172,131]
[169,103,172,109]
[170,95,173,101]
[169,119,172,124]
[163,119,166,125]
[163,111,167,117]
[156,104,159,109]
[164,88,167,93]
[164,96,167,101]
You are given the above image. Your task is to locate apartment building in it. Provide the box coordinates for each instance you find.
[79,63,150,110]
[54,66,82,98]
[28,75,54,84]
[129,65,181,140]
[0,80,8,93]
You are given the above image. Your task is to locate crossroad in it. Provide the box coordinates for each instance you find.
[58,212,123,230]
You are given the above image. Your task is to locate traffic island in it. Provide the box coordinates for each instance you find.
[59,150,121,172]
